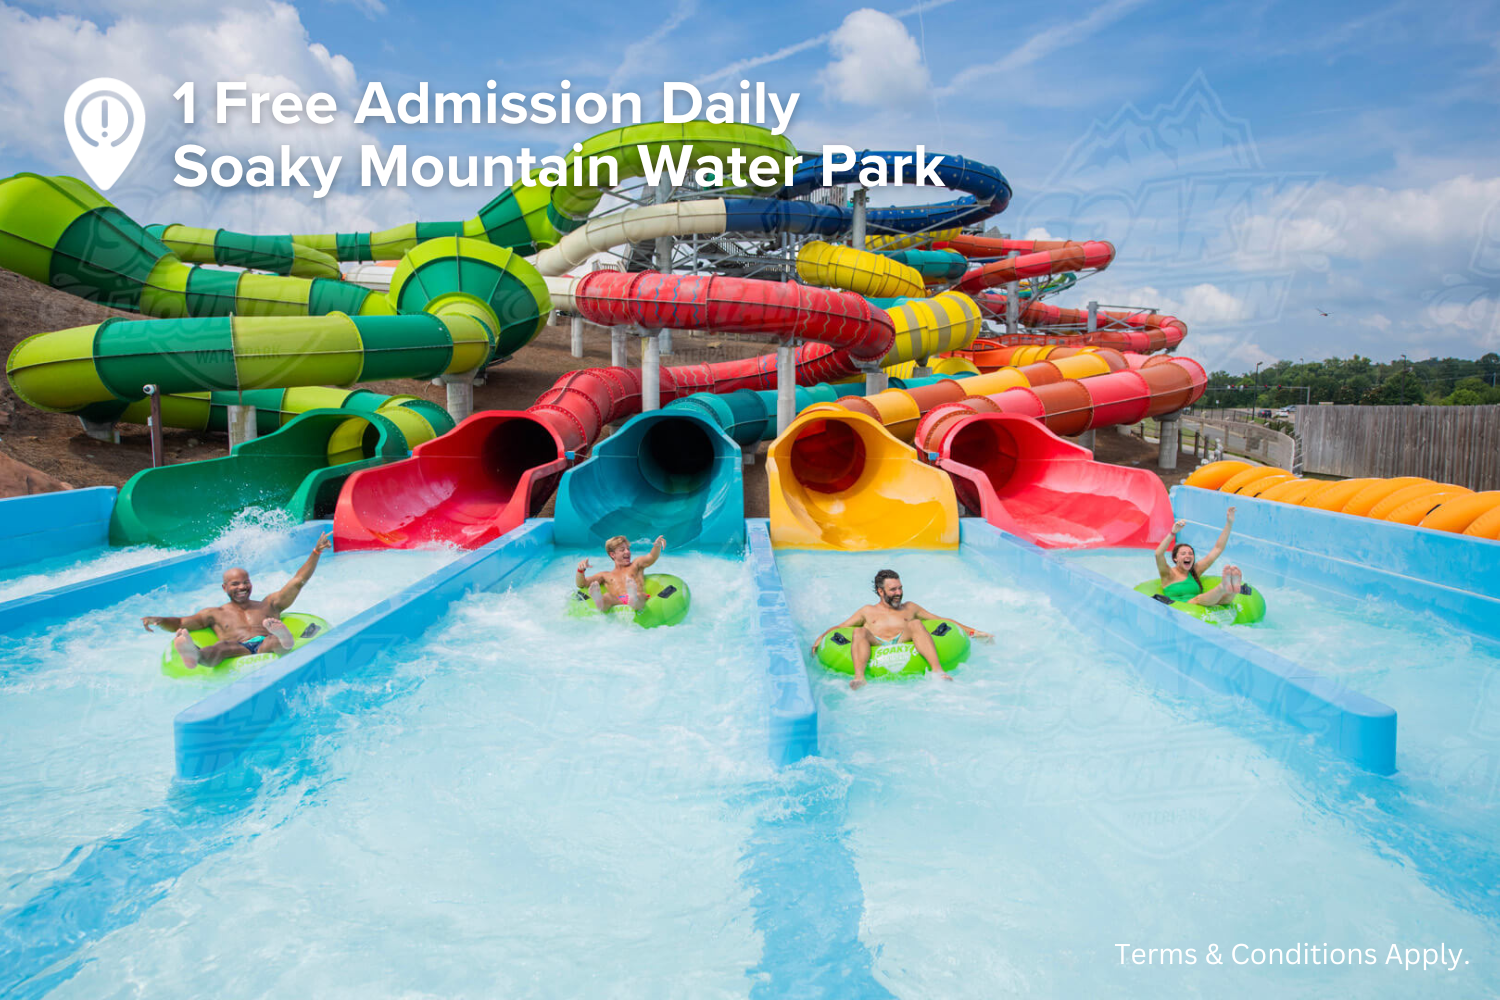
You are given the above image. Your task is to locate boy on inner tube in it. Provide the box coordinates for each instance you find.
[813,570,992,690]
[576,534,666,612]
[142,531,331,669]
[1153,507,1246,606]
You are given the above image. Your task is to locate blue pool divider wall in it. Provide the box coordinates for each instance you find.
[0,519,329,635]
[1171,486,1500,643]
[174,519,553,779]
[0,486,116,569]
[962,520,1398,774]
[747,519,818,765]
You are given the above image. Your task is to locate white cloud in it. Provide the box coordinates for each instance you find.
[941,0,1148,94]
[1082,281,1252,324]
[327,0,388,18]
[694,0,962,85]
[817,9,931,109]
[607,0,697,92]
[0,1,420,232]
[1360,313,1392,331]
[1188,332,1279,369]
[1239,174,1500,263]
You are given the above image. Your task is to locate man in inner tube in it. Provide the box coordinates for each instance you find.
[141,532,331,669]
[813,569,991,690]
[575,534,666,611]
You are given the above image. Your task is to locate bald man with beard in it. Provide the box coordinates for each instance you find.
[143,532,331,669]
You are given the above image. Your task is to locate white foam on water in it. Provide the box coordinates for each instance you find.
[45,552,778,999]
[778,549,1500,999]
[0,545,460,916]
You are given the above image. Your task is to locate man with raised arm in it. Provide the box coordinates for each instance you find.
[142,532,332,669]
[575,534,666,611]
[813,569,992,690]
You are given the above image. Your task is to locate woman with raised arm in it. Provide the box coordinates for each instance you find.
[1153,507,1246,607]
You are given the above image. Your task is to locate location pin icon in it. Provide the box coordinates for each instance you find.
[64,77,146,191]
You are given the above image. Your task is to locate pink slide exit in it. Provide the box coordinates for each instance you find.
[924,412,1172,548]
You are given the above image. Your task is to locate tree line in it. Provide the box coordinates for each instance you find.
[1201,353,1500,408]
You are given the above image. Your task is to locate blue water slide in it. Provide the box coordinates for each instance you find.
[786,150,1012,232]
[553,373,979,555]
[552,409,746,553]
[719,152,1011,239]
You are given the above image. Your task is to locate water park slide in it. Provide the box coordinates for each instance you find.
[1170,485,1500,644]
[763,353,1203,548]
[551,408,745,552]
[970,293,1187,352]
[333,239,1200,554]
[581,348,1192,552]
[110,408,413,548]
[919,411,1171,548]
[332,246,1010,553]
[0,175,550,430]
[332,270,898,550]
[180,129,1012,270]
[145,223,342,280]
[767,405,960,550]
[3,148,1002,553]
[5,125,1181,554]
[551,370,997,557]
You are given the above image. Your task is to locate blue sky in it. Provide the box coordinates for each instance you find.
[2,0,1499,371]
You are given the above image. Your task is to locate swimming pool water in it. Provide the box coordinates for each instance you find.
[6,540,1500,998]
[1067,549,1500,819]
[0,543,186,604]
[19,552,785,999]
[776,549,1500,998]
[0,524,456,924]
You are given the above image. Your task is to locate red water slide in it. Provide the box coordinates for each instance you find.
[970,294,1188,352]
[932,238,1116,294]
[922,412,1173,548]
[332,272,895,550]
[907,355,1204,547]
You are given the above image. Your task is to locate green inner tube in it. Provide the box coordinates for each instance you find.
[160,612,331,678]
[816,618,971,680]
[570,573,691,629]
[1135,576,1266,626]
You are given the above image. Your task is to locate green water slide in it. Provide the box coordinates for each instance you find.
[0,171,548,541]
[110,407,414,546]
[0,174,550,428]
[145,224,343,280]
[160,122,798,260]
[108,386,453,442]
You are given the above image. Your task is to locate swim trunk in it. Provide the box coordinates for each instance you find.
[240,636,266,655]
[869,632,901,646]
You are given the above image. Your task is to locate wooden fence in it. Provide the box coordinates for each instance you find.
[1298,405,1500,489]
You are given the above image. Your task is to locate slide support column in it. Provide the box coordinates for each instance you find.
[227,404,258,449]
[642,328,661,411]
[776,341,797,436]
[1158,410,1181,471]
[442,372,476,424]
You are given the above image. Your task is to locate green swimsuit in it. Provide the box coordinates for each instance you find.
[1162,576,1203,602]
